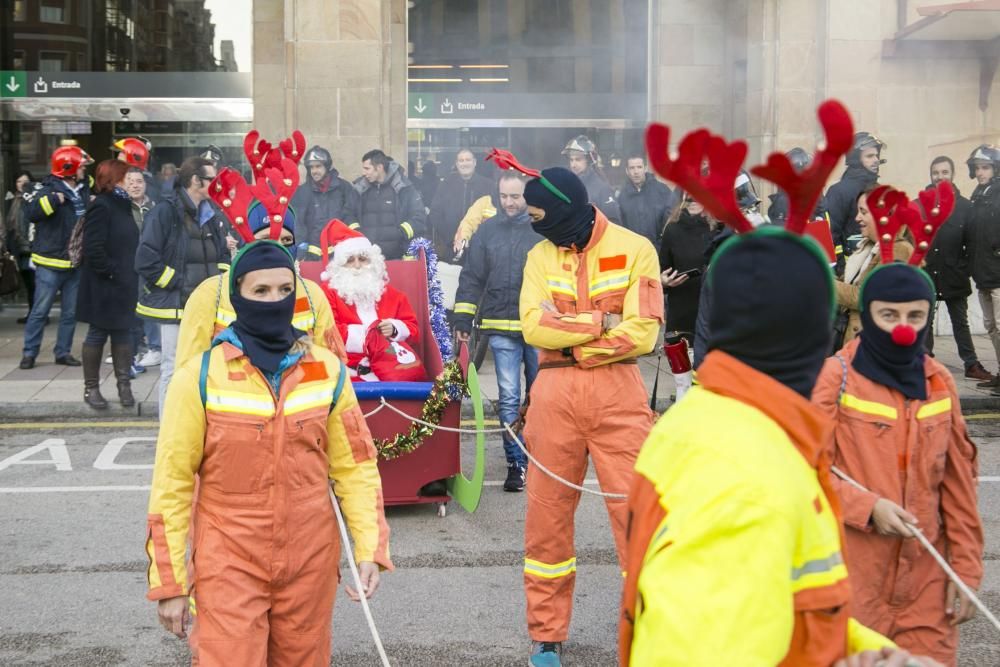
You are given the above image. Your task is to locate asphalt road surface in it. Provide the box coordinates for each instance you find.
[1,418,999,666]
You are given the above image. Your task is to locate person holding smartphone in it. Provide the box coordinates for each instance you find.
[658,194,713,337]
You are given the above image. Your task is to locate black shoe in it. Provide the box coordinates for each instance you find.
[977,374,1000,388]
[504,464,526,492]
[19,356,35,370]
[16,316,28,324]
[55,355,81,367]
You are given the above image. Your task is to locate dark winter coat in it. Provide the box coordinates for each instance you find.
[767,192,827,228]
[290,168,359,258]
[76,192,140,331]
[135,188,230,322]
[693,227,735,368]
[452,210,542,339]
[21,175,90,270]
[617,174,678,247]
[354,162,427,260]
[824,166,878,257]
[967,180,1000,290]
[920,183,972,300]
[427,172,494,250]
[659,211,712,334]
[578,167,621,224]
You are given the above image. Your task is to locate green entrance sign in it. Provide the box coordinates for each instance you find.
[0,71,26,98]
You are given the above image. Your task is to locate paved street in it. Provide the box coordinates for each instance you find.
[1,418,1000,666]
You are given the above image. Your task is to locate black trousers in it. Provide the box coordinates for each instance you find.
[927,297,979,369]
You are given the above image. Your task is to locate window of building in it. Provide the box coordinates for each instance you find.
[12,50,25,70]
[13,0,26,22]
[39,52,67,72]
[40,1,68,24]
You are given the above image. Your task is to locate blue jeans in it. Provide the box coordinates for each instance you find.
[488,334,539,467]
[22,266,80,359]
[144,319,161,352]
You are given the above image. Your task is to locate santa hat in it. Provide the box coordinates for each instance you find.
[319,220,374,280]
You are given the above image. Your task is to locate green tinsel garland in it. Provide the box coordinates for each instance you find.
[374,360,469,460]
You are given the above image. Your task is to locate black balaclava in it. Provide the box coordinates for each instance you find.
[707,228,834,398]
[229,241,302,374]
[854,263,935,400]
[524,167,595,250]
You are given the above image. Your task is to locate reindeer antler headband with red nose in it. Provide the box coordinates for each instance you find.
[242,129,306,182]
[645,99,855,235]
[866,181,955,266]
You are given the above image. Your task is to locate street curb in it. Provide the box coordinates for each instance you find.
[0,399,500,422]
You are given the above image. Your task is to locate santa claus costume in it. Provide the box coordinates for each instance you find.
[320,221,419,379]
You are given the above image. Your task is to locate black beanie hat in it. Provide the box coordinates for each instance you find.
[707,227,834,398]
[524,167,595,249]
[230,240,296,293]
[860,262,935,311]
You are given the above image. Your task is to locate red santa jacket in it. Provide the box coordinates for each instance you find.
[322,283,420,370]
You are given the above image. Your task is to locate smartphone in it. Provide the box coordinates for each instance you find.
[675,267,702,279]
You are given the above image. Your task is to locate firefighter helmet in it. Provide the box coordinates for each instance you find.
[966,144,1000,179]
[50,145,94,179]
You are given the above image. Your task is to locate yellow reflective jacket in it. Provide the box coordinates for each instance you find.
[621,352,891,666]
[175,273,345,369]
[520,211,663,367]
[455,194,497,244]
[145,340,390,601]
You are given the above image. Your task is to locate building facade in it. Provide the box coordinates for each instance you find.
[2,0,998,203]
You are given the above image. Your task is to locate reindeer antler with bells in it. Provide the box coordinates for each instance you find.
[867,181,955,267]
[645,99,855,235]
[486,148,572,204]
[209,156,300,244]
[242,130,307,181]
[250,157,300,241]
[209,168,257,243]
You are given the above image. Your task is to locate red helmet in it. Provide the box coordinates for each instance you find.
[111,137,151,170]
[50,145,94,178]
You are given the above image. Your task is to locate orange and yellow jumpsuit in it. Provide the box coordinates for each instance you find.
[145,337,391,665]
[620,351,893,665]
[813,338,983,665]
[176,272,346,368]
[519,210,662,641]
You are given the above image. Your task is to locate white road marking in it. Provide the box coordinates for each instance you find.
[2,479,999,494]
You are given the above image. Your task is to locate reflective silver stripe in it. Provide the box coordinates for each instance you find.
[791,551,844,581]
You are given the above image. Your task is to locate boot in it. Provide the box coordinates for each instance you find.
[82,344,108,410]
[111,342,136,408]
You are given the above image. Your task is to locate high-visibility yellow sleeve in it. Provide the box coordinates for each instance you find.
[631,476,797,665]
[846,618,894,654]
[456,195,496,243]
[145,361,206,601]
[303,278,347,363]
[175,275,221,369]
[326,376,392,570]
[520,246,603,350]
[573,240,663,367]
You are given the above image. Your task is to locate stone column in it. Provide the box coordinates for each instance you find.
[252,0,407,178]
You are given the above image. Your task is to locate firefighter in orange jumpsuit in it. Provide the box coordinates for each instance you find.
[145,241,391,665]
[813,262,983,666]
[516,164,662,666]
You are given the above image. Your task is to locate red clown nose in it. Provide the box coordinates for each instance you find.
[891,324,918,346]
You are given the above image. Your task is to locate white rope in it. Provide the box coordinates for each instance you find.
[328,486,391,667]
[503,424,628,499]
[830,465,1000,635]
[363,402,387,418]
[376,397,508,433]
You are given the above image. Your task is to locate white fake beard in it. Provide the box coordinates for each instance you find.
[326,256,388,308]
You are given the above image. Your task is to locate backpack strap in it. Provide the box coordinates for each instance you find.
[330,358,347,413]
[199,349,211,407]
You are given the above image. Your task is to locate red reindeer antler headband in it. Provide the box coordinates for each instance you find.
[645,99,855,235]
[242,129,306,181]
[867,181,954,266]
[210,163,300,243]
